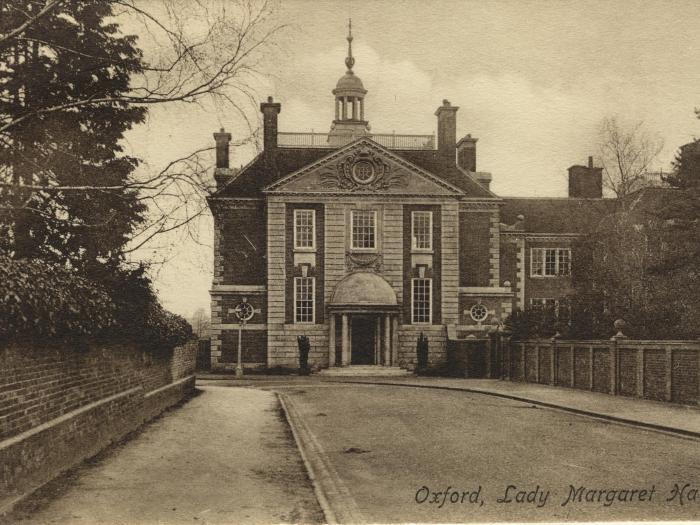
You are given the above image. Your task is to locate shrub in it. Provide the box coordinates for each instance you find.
[0,255,192,348]
[504,307,558,339]
[416,332,429,372]
[297,335,310,374]
[89,263,193,348]
[0,255,115,340]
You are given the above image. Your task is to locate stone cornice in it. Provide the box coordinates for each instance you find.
[459,286,513,296]
[500,231,582,241]
[458,200,501,210]
[208,198,263,213]
[264,191,462,199]
[210,284,266,293]
[208,196,262,201]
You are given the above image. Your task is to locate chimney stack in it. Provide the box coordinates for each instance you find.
[260,96,281,150]
[213,128,236,188]
[435,99,459,163]
[456,134,478,172]
[214,128,232,168]
[568,157,603,198]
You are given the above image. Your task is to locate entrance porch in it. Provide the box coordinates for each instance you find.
[326,272,401,369]
[327,311,400,367]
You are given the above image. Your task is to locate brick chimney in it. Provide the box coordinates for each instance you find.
[260,96,281,150]
[435,99,459,163]
[214,128,231,168]
[213,128,236,188]
[568,156,603,198]
[456,134,477,172]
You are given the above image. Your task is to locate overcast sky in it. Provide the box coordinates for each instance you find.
[123,0,700,319]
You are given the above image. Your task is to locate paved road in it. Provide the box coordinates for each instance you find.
[278,382,700,523]
[5,386,323,525]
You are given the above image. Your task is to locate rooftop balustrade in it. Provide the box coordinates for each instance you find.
[277,131,435,150]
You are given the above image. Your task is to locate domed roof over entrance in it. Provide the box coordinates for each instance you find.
[330,272,398,307]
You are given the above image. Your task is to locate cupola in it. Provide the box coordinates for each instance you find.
[328,19,370,145]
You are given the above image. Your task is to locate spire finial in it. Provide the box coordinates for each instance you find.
[345,18,355,72]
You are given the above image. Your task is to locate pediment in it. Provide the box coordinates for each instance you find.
[264,139,464,196]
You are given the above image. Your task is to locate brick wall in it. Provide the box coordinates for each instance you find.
[459,211,490,286]
[503,338,699,406]
[219,203,266,285]
[220,330,267,364]
[220,294,267,324]
[403,204,442,325]
[573,346,590,389]
[0,340,196,513]
[499,239,518,288]
[285,203,325,325]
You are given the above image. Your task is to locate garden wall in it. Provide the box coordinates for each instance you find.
[0,339,197,513]
[501,338,700,406]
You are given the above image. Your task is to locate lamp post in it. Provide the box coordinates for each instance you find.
[228,297,259,377]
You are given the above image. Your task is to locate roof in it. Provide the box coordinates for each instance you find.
[397,149,495,198]
[624,186,681,212]
[335,71,366,92]
[330,272,398,306]
[500,197,618,234]
[213,148,330,198]
[213,142,496,199]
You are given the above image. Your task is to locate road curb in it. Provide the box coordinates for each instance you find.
[323,379,700,440]
[277,393,364,525]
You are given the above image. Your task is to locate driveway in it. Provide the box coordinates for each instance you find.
[5,386,323,525]
[280,382,700,523]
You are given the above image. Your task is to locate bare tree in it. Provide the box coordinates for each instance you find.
[0,0,283,262]
[1,0,282,134]
[596,116,664,198]
[189,307,211,338]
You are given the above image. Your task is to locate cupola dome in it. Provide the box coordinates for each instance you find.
[328,19,370,145]
[335,71,365,92]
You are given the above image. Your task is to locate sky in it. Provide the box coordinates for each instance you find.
[122,0,700,319]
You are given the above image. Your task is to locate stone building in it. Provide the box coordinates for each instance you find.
[207,26,613,372]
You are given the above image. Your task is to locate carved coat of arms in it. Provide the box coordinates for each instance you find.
[320,147,407,191]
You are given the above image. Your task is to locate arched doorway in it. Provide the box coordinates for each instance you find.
[327,272,400,367]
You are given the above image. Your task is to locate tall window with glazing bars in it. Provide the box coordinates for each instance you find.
[294,276,315,323]
[412,278,432,323]
[411,211,433,251]
[530,248,571,277]
[351,209,377,250]
[294,209,315,249]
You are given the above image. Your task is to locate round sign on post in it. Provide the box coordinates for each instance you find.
[233,302,254,323]
[232,299,254,377]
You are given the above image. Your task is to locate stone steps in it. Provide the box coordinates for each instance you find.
[317,365,413,377]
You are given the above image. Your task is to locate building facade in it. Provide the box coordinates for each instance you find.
[207,28,612,372]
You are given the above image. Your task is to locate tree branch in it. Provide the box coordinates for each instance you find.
[0,0,65,46]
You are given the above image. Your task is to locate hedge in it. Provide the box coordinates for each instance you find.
[0,255,115,339]
[0,256,192,347]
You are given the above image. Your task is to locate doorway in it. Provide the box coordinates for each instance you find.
[351,315,376,365]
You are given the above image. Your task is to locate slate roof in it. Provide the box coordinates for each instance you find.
[396,149,494,198]
[500,197,618,234]
[213,143,495,199]
[213,148,330,199]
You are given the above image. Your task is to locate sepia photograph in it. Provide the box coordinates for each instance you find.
[1,0,699,523]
